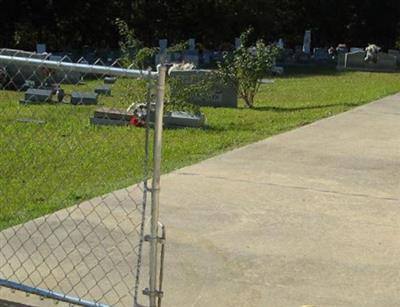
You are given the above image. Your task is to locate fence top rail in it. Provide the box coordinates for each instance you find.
[0,54,158,79]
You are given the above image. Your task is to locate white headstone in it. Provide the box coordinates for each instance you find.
[302,30,311,54]
[188,38,196,51]
[277,38,284,49]
[235,37,241,49]
[36,43,47,54]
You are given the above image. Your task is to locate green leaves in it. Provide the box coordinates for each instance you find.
[218,28,278,108]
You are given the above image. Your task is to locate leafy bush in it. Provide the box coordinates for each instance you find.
[218,28,278,108]
[114,18,142,66]
[135,47,158,70]
[168,41,189,53]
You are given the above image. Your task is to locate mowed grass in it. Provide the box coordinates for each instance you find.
[1,70,400,229]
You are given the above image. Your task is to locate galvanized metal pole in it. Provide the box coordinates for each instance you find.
[149,65,167,307]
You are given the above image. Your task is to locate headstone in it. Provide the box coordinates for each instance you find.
[302,30,311,54]
[388,49,400,56]
[350,47,364,53]
[159,39,168,53]
[90,107,134,126]
[235,38,241,49]
[202,51,211,65]
[388,49,400,65]
[169,69,238,108]
[336,44,348,54]
[104,76,117,84]
[313,48,330,61]
[182,38,199,66]
[341,51,397,72]
[163,111,205,128]
[188,39,196,51]
[70,92,98,105]
[95,85,111,96]
[36,43,47,54]
[155,39,169,65]
[277,38,284,49]
[20,88,52,104]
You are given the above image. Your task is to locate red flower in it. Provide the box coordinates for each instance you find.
[130,116,144,127]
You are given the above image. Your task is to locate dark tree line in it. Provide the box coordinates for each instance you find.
[0,0,399,52]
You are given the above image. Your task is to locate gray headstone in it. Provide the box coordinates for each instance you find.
[188,39,196,51]
[235,38,241,49]
[302,30,311,54]
[277,38,284,49]
[163,111,205,128]
[21,88,52,104]
[70,92,98,105]
[313,48,330,61]
[169,69,238,108]
[159,39,168,53]
[95,85,111,96]
[36,43,47,54]
[342,51,397,72]
[104,76,117,84]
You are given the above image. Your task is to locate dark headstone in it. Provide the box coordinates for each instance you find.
[94,85,111,96]
[20,88,52,104]
[104,77,117,84]
[70,92,98,105]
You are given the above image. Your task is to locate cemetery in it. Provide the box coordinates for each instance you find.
[2,31,400,219]
[1,2,400,305]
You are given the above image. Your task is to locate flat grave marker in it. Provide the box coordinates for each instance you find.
[70,92,98,105]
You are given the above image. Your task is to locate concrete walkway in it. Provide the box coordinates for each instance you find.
[1,94,399,306]
[160,94,400,307]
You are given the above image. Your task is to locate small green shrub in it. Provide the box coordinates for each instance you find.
[218,28,278,108]
[135,47,158,70]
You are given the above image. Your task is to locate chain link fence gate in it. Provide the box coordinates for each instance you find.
[0,49,167,307]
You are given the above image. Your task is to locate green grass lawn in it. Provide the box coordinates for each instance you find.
[1,70,400,229]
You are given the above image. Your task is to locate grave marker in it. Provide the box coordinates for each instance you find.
[302,30,311,54]
[235,38,241,49]
[95,85,111,96]
[70,92,98,105]
[169,69,237,108]
[36,43,47,54]
[20,88,52,104]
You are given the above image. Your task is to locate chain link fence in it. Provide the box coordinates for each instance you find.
[0,48,166,307]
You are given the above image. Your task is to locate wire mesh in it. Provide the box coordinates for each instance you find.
[0,48,156,306]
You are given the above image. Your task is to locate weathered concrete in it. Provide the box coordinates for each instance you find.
[160,94,400,307]
[1,94,400,306]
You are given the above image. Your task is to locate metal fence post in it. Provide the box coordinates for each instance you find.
[148,65,167,307]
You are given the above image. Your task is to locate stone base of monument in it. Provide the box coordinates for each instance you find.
[90,107,134,126]
[70,92,98,105]
[19,88,53,104]
[94,85,111,96]
[90,107,205,128]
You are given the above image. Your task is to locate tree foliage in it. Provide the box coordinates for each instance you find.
[0,0,400,51]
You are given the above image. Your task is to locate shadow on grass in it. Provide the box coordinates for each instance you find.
[276,64,346,79]
[253,102,360,112]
